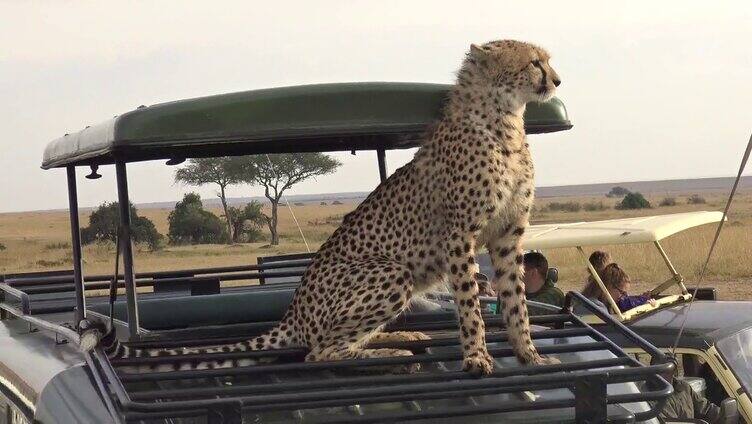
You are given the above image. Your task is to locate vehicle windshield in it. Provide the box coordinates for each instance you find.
[716,326,752,396]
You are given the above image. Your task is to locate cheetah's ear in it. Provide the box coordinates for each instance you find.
[470,44,488,59]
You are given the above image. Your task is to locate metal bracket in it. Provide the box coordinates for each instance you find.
[376,147,388,182]
[207,403,242,424]
[574,374,607,423]
[0,285,5,320]
[653,241,688,295]
[54,332,69,345]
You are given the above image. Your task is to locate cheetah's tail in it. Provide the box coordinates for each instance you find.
[80,317,298,372]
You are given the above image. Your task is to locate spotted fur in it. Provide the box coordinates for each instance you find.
[94,40,561,375]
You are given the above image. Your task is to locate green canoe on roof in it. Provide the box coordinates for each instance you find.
[41,82,572,169]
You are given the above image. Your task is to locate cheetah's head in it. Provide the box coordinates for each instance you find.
[462,40,561,107]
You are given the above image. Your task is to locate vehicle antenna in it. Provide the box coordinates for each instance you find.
[264,154,311,253]
[671,133,752,355]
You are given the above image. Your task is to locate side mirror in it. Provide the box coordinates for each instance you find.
[719,397,739,424]
[693,287,717,300]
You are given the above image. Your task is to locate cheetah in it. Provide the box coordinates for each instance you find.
[93,39,561,376]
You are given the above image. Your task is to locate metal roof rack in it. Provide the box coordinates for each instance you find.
[82,293,672,423]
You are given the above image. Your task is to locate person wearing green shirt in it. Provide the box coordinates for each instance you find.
[523,252,564,307]
[653,355,722,423]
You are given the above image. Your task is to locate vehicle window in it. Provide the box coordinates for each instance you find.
[629,351,731,405]
[698,362,730,406]
[680,353,728,406]
[717,328,752,397]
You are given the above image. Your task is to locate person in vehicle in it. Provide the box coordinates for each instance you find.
[522,252,564,307]
[602,263,657,311]
[655,355,722,423]
[581,251,612,310]
[475,272,497,298]
[573,250,613,313]
[587,250,612,282]
[582,260,655,312]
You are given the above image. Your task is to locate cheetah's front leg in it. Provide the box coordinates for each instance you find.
[487,219,558,366]
[447,232,494,375]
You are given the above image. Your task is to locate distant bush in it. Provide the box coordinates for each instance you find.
[616,192,652,209]
[583,201,607,211]
[0,242,5,251]
[320,202,328,206]
[606,186,631,198]
[44,242,71,250]
[82,202,162,251]
[168,193,229,245]
[226,201,266,243]
[659,197,677,207]
[294,202,305,206]
[687,194,706,204]
[308,213,346,226]
[546,201,582,213]
[36,259,70,267]
[332,200,343,205]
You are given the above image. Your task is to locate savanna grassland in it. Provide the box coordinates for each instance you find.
[1,190,751,300]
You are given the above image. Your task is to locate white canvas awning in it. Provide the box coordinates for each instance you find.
[522,211,723,250]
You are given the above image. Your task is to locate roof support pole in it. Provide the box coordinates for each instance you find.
[115,161,141,339]
[654,241,688,294]
[577,246,624,320]
[66,166,87,326]
[376,148,388,182]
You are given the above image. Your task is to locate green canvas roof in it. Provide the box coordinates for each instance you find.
[41,82,572,169]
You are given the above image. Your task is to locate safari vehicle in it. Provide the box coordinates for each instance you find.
[488,212,752,422]
[604,298,752,423]
[0,83,676,423]
[507,211,725,322]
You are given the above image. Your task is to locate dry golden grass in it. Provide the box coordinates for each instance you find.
[1,191,751,300]
[0,203,351,276]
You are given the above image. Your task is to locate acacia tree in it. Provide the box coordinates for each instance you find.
[232,154,341,245]
[174,158,242,244]
[606,186,630,198]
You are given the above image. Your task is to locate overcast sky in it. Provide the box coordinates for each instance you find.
[1,1,750,213]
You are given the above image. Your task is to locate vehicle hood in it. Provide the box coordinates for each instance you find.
[632,301,752,343]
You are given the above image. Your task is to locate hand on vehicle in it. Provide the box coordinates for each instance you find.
[477,279,496,297]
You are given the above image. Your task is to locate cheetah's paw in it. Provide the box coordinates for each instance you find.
[462,352,495,376]
[395,362,422,374]
[530,355,561,366]
[402,331,431,341]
